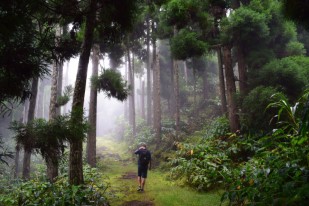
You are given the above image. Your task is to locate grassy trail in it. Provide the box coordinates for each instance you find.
[97,137,224,206]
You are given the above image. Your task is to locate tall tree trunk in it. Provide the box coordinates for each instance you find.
[169,52,175,119]
[86,44,99,167]
[14,143,21,178]
[146,16,152,126]
[22,77,38,180]
[47,60,60,182]
[127,49,136,137]
[36,79,44,118]
[152,31,161,142]
[141,80,145,120]
[202,63,208,100]
[70,0,97,185]
[124,55,128,121]
[56,62,63,116]
[63,61,70,114]
[173,27,180,138]
[183,61,188,85]
[223,46,240,132]
[153,52,161,144]
[217,47,227,115]
[193,66,197,111]
[237,44,247,96]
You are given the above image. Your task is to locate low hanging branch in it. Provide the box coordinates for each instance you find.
[92,69,130,101]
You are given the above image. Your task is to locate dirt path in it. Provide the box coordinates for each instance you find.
[97,137,224,206]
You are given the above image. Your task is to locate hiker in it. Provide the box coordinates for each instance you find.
[134,142,151,192]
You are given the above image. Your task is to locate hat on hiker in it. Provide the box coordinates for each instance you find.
[140,142,147,147]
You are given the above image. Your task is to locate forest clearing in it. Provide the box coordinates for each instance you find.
[0,0,309,206]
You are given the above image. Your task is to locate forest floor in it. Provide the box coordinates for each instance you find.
[96,137,226,206]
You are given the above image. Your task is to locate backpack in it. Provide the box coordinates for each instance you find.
[139,149,150,166]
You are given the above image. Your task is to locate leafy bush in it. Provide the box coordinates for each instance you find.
[255,57,308,101]
[222,90,309,205]
[0,165,109,206]
[241,86,284,133]
[170,139,232,191]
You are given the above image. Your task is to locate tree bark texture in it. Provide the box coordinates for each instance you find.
[141,80,145,120]
[223,46,240,132]
[127,50,136,137]
[47,60,60,181]
[22,77,38,179]
[14,143,20,178]
[173,27,180,138]
[146,16,152,126]
[70,0,97,185]
[202,63,208,100]
[50,61,59,120]
[237,45,247,96]
[217,47,227,115]
[56,62,63,116]
[173,59,180,138]
[153,52,161,143]
[86,44,99,167]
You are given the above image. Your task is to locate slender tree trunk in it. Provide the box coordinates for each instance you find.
[124,55,128,121]
[35,79,44,118]
[47,60,60,181]
[50,61,59,119]
[193,66,197,110]
[14,143,20,178]
[153,52,161,144]
[146,16,152,126]
[63,62,70,114]
[70,0,97,185]
[183,61,188,85]
[169,52,175,119]
[127,49,136,137]
[86,44,99,167]
[217,47,227,115]
[202,63,208,100]
[223,46,240,132]
[56,62,63,116]
[141,80,145,120]
[22,77,38,180]
[237,45,247,96]
[173,27,180,138]
[152,31,161,142]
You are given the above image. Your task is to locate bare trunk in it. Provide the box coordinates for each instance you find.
[202,65,208,100]
[141,80,145,120]
[173,27,180,138]
[124,56,128,121]
[14,143,20,178]
[217,47,227,115]
[22,77,38,179]
[223,46,240,132]
[184,61,188,85]
[153,52,161,144]
[47,61,60,181]
[63,62,70,114]
[127,49,136,137]
[50,61,59,119]
[56,62,63,116]
[237,45,247,96]
[193,67,197,110]
[46,155,58,182]
[146,17,152,126]
[70,0,97,185]
[86,44,99,167]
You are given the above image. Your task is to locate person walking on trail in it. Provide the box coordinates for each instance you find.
[134,142,151,192]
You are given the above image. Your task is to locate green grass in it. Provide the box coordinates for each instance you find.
[96,136,225,206]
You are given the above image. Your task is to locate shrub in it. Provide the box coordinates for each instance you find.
[241,86,284,133]
[0,165,109,206]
